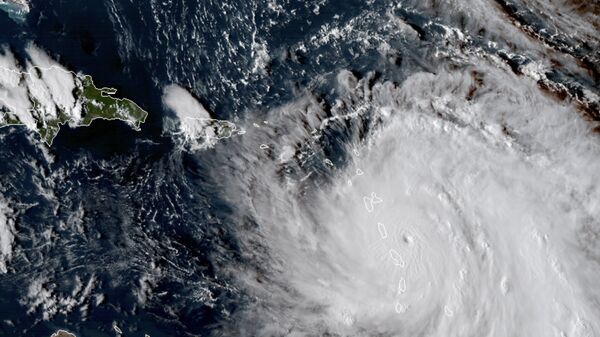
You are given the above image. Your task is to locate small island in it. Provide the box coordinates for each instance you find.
[0,0,29,22]
[50,330,76,337]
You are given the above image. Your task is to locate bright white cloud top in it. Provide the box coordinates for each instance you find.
[162,84,241,150]
[210,61,600,336]
[0,45,148,145]
[0,197,15,274]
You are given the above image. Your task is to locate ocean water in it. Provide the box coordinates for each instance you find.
[0,0,599,336]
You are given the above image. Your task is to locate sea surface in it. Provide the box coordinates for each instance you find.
[0,0,599,336]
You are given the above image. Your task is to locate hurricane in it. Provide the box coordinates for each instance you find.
[210,65,600,337]
[0,0,599,336]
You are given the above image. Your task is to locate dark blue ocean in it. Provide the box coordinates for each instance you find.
[1,0,599,336]
[0,1,383,336]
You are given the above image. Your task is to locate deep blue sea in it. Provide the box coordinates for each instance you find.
[1,0,599,336]
[0,1,381,336]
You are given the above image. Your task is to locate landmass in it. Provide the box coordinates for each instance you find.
[50,330,76,337]
[162,84,243,150]
[0,0,29,22]
[0,45,148,145]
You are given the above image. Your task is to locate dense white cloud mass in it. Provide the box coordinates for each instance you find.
[186,2,600,334]
[212,60,600,336]
[25,45,81,123]
[0,197,15,274]
[0,45,80,128]
[162,84,211,121]
[1,0,597,335]
[162,84,241,150]
[0,47,35,128]
[0,43,146,144]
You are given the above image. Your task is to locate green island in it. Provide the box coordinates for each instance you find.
[77,75,148,132]
[0,68,148,145]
